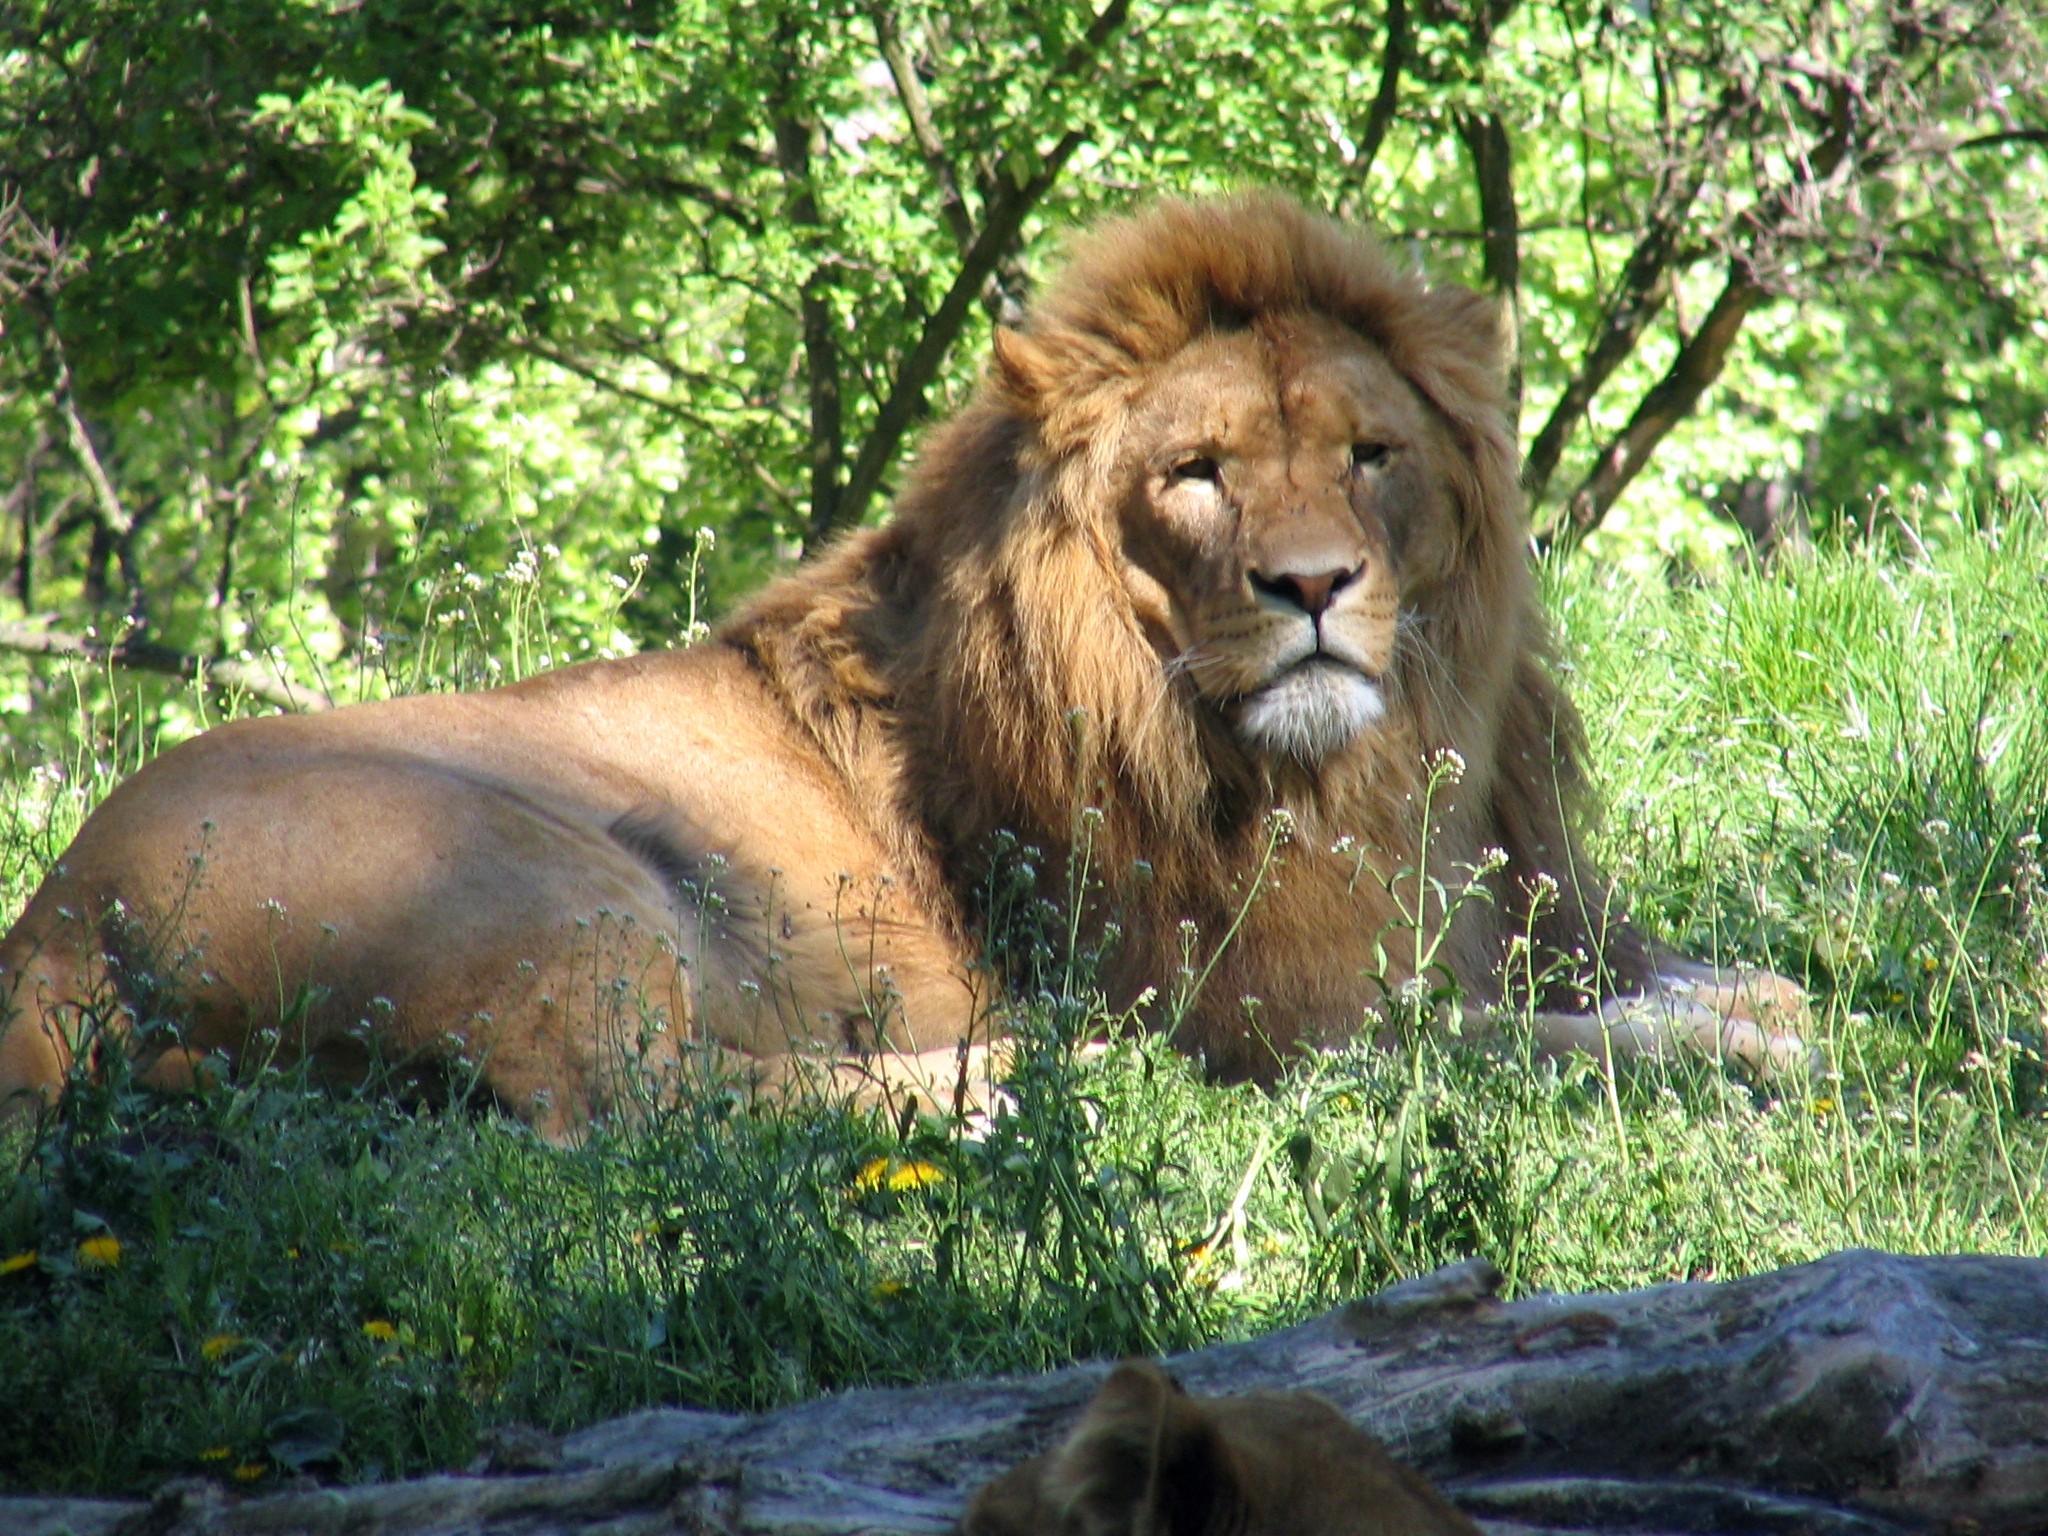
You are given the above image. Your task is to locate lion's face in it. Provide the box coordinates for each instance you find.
[1114,313,1460,764]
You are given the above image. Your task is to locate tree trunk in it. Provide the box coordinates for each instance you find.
[1456,110,1521,425]
[11,1249,2047,1535]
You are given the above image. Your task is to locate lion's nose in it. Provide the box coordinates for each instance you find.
[1249,564,1360,617]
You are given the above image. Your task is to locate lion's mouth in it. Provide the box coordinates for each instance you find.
[1236,657,1385,762]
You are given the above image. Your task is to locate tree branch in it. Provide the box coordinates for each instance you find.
[514,338,799,510]
[1521,138,1722,506]
[645,175,766,235]
[812,0,1137,543]
[29,293,132,541]
[0,620,329,713]
[1543,262,1765,557]
[830,130,1088,541]
[1051,0,1140,90]
[871,5,974,253]
[4,429,56,606]
[774,101,847,546]
[1347,0,1407,192]
[1954,127,2048,152]
[1541,74,1865,555]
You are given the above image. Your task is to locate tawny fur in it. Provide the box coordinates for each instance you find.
[963,1359,1481,1536]
[0,193,1806,1135]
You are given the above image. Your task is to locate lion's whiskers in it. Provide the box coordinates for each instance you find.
[1164,646,1229,682]
[1391,609,1466,721]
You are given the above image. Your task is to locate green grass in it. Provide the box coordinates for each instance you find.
[2,506,2044,1496]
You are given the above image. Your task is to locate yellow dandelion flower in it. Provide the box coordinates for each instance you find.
[362,1318,399,1342]
[0,1250,37,1276]
[76,1235,123,1270]
[886,1160,947,1192]
[199,1446,233,1463]
[1812,1096,1837,1118]
[870,1279,908,1300]
[232,1462,267,1483]
[853,1157,949,1196]
[201,1334,244,1363]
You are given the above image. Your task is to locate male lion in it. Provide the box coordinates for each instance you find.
[962,1359,1480,1535]
[0,193,1805,1138]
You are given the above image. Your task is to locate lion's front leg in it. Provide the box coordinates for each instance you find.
[1646,955,1815,1075]
[779,1036,1014,1126]
[1525,957,1815,1077]
[1483,659,1816,1078]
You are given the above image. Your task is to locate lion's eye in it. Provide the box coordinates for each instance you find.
[1169,455,1221,485]
[1351,442,1391,471]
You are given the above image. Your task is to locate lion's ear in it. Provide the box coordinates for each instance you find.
[1411,282,1513,400]
[992,326,1056,408]
[1044,1361,1244,1536]
[991,326,1134,444]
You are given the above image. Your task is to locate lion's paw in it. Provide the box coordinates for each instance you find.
[1648,958,1821,1078]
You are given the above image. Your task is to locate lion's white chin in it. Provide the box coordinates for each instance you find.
[1236,661,1384,762]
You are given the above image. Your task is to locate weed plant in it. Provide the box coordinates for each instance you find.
[2,506,2045,1495]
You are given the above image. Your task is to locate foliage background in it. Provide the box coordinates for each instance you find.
[3,0,2045,743]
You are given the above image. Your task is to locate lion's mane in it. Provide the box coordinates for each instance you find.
[726,192,1652,1078]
